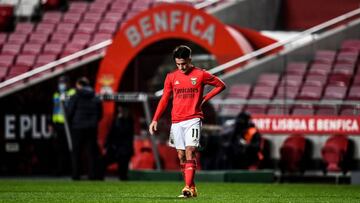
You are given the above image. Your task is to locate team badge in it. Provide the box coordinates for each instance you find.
[190,77,197,85]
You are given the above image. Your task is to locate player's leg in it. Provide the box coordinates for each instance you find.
[183,118,201,197]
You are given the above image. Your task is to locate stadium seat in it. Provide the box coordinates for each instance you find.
[15,54,37,68]
[28,32,50,44]
[7,33,28,44]
[43,43,63,55]
[82,13,103,24]
[103,12,124,23]
[14,22,34,34]
[279,135,312,173]
[322,85,347,100]
[256,73,279,86]
[0,33,7,45]
[50,33,71,44]
[331,63,355,76]
[56,22,76,34]
[35,54,57,68]
[274,85,300,99]
[321,135,354,174]
[22,43,43,55]
[279,75,303,87]
[336,51,358,64]
[250,85,275,99]
[131,139,155,170]
[67,1,89,13]
[1,43,22,55]
[313,50,336,64]
[244,104,267,115]
[285,62,308,75]
[267,105,291,115]
[35,22,56,34]
[303,75,327,87]
[307,63,332,76]
[340,39,360,52]
[327,73,351,86]
[226,84,251,99]
[42,11,63,23]
[347,86,360,100]
[296,85,323,100]
[62,12,83,23]
[98,22,119,34]
[0,55,15,67]
[339,107,360,116]
[220,104,244,117]
[292,106,315,115]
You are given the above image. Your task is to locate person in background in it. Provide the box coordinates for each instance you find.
[66,77,103,180]
[228,111,263,169]
[51,76,75,176]
[103,105,135,180]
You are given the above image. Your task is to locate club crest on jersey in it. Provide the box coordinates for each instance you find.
[190,78,197,85]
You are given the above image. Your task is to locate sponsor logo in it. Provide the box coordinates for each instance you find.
[175,80,180,85]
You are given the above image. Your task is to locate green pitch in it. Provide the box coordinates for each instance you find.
[0,179,359,202]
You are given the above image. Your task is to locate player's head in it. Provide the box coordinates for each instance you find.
[173,45,193,74]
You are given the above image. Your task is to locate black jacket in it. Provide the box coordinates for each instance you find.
[66,87,103,129]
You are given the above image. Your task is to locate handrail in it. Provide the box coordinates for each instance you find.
[194,0,220,9]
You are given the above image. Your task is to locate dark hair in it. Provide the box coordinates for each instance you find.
[58,75,69,83]
[76,77,90,87]
[173,45,192,60]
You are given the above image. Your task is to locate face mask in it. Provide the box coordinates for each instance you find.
[58,83,66,92]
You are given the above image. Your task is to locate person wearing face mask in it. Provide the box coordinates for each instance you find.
[51,76,76,176]
[102,105,135,180]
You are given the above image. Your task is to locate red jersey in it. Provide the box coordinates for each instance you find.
[152,67,226,123]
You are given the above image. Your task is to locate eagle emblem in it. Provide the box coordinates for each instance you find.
[190,77,197,85]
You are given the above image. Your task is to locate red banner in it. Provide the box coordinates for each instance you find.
[252,115,360,135]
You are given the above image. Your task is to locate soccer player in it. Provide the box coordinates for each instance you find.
[149,45,226,198]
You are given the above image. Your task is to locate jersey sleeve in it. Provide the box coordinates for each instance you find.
[152,74,172,122]
[202,70,226,103]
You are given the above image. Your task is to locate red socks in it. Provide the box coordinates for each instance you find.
[184,160,196,187]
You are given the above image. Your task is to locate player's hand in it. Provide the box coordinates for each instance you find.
[149,121,158,135]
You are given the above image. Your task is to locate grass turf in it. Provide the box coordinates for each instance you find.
[0,179,359,202]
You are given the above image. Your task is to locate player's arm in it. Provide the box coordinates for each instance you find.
[201,71,226,106]
[149,74,172,135]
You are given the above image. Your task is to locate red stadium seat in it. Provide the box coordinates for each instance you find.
[15,54,37,68]
[62,12,83,23]
[274,85,300,99]
[220,104,244,117]
[42,12,63,23]
[28,32,50,44]
[336,51,358,64]
[103,12,124,23]
[82,13,103,23]
[250,85,275,99]
[322,85,347,100]
[303,75,327,87]
[50,33,71,44]
[0,33,7,45]
[2,43,22,55]
[244,105,267,115]
[340,39,360,52]
[226,84,251,99]
[279,75,303,87]
[353,74,360,86]
[35,22,56,34]
[56,22,76,34]
[98,22,119,34]
[35,54,58,68]
[43,43,64,55]
[267,105,291,115]
[76,23,98,34]
[256,73,279,86]
[327,73,351,86]
[67,2,89,13]
[0,55,15,67]
[279,135,312,173]
[313,50,336,64]
[321,135,353,174]
[347,86,360,100]
[15,22,34,34]
[296,85,323,100]
[285,62,308,75]
[331,63,355,77]
[7,33,28,44]
[307,63,332,76]
[292,106,315,115]
[22,43,43,55]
